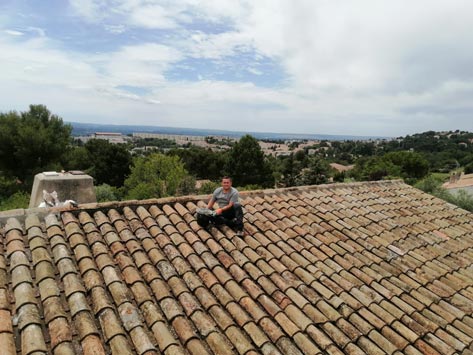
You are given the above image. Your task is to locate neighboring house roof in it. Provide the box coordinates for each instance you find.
[329,163,355,173]
[443,173,473,190]
[1,180,473,355]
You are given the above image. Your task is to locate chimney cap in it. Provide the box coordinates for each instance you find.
[68,170,86,175]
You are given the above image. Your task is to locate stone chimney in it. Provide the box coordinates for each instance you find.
[449,171,463,184]
[29,171,96,208]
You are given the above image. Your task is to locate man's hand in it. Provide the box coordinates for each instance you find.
[216,208,223,215]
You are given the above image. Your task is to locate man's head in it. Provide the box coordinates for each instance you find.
[221,176,232,191]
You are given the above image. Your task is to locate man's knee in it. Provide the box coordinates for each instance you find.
[234,205,243,220]
[196,214,210,228]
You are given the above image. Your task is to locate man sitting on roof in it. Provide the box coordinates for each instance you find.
[197,176,244,235]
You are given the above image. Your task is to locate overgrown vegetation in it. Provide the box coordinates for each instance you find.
[1,105,473,212]
[415,175,473,212]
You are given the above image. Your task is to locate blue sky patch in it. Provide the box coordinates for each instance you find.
[116,85,151,96]
[166,54,287,87]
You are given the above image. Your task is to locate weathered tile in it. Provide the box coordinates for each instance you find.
[201,332,230,355]
[0,309,13,333]
[98,307,127,342]
[1,181,473,354]
[21,324,48,354]
[152,321,181,352]
[49,316,73,349]
[0,332,16,355]
[171,315,197,344]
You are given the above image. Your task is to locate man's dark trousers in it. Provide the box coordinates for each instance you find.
[217,205,244,230]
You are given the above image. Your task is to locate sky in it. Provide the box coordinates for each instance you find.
[1,0,472,137]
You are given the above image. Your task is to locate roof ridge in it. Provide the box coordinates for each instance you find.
[0,179,406,223]
[240,179,406,196]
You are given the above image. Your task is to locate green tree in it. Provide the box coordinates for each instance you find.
[225,135,274,187]
[296,158,331,185]
[124,153,190,199]
[62,146,90,172]
[383,151,429,180]
[0,175,22,201]
[0,105,72,185]
[352,156,401,181]
[280,154,297,187]
[464,162,473,174]
[79,139,131,187]
[168,147,227,180]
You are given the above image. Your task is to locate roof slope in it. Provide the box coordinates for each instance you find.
[1,180,473,355]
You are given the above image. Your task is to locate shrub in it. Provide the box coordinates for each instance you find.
[0,191,30,211]
[445,190,473,212]
[95,184,121,202]
[414,174,445,194]
[464,163,473,174]
[415,174,473,212]
[198,181,220,195]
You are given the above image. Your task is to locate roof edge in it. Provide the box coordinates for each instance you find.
[240,179,406,197]
[0,179,406,224]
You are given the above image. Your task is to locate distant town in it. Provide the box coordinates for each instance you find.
[72,121,388,158]
[75,130,328,157]
[69,121,386,141]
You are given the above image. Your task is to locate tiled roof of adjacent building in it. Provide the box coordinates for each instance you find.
[443,173,473,190]
[1,180,473,355]
[329,163,355,173]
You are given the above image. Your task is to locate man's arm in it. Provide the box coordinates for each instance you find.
[215,201,234,215]
[207,197,215,209]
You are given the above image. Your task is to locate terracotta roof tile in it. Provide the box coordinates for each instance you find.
[2,180,473,354]
[171,315,199,343]
[0,332,16,355]
[205,332,233,355]
[358,334,388,355]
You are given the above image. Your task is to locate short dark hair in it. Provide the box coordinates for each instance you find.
[222,176,232,182]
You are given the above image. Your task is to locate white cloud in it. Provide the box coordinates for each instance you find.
[4,29,23,36]
[68,0,109,22]
[2,1,473,136]
[129,5,180,29]
[240,0,473,95]
[104,24,126,34]
[0,33,181,104]
[99,43,182,86]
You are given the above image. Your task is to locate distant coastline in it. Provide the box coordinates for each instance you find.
[68,121,389,141]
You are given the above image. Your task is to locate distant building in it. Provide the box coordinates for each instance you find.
[76,132,130,144]
[133,132,206,141]
[330,163,354,173]
[132,132,236,149]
